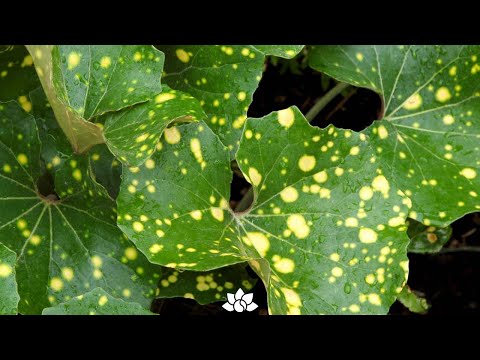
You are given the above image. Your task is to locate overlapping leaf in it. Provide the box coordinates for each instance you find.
[29,45,206,166]
[253,45,304,59]
[89,144,122,199]
[99,85,206,166]
[51,45,164,119]
[396,285,429,314]
[118,120,248,270]
[0,101,167,313]
[118,106,411,314]
[42,288,155,315]
[158,45,304,157]
[0,244,19,314]
[309,45,480,226]
[0,45,40,105]
[156,264,256,305]
[407,219,452,253]
[26,45,104,153]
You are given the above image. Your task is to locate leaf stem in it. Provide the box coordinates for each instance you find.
[235,187,254,212]
[437,246,480,254]
[306,82,350,122]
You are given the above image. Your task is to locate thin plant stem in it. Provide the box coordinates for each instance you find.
[235,187,254,212]
[306,82,350,122]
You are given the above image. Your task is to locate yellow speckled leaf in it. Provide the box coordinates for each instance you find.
[157,45,304,158]
[0,244,19,314]
[156,264,256,305]
[117,106,411,314]
[0,101,165,314]
[42,288,155,315]
[309,45,480,227]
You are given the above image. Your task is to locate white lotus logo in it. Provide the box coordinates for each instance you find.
[222,288,258,312]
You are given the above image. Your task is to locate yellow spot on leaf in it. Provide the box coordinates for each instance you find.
[67,52,81,70]
[443,114,455,125]
[298,155,316,172]
[100,56,111,69]
[359,228,378,244]
[287,214,310,239]
[388,216,405,227]
[124,247,138,260]
[330,253,340,262]
[176,49,190,63]
[155,93,176,103]
[0,264,12,278]
[17,219,27,230]
[133,221,144,232]
[149,244,163,254]
[280,186,298,203]
[136,133,149,143]
[30,234,41,246]
[164,127,181,144]
[98,295,108,306]
[248,167,262,186]
[190,138,206,169]
[377,125,388,139]
[459,168,476,180]
[244,232,270,257]
[345,217,358,227]
[133,52,142,61]
[350,146,360,156]
[274,258,295,274]
[145,159,155,169]
[313,171,328,183]
[277,108,295,128]
[61,267,74,281]
[372,175,390,196]
[281,287,302,315]
[403,93,422,110]
[50,277,64,292]
[435,87,452,102]
[190,210,203,220]
[331,267,343,277]
[72,169,82,182]
[359,186,373,201]
[349,304,360,313]
[91,255,102,268]
[367,293,382,306]
[210,208,224,222]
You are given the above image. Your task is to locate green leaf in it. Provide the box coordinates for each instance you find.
[407,218,452,253]
[42,287,155,315]
[0,101,164,314]
[0,244,20,314]
[26,45,104,154]
[89,144,122,199]
[158,45,304,157]
[396,285,429,314]
[0,45,40,105]
[30,87,74,177]
[253,45,304,59]
[309,45,480,227]
[30,45,203,166]
[156,264,257,305]
[118,106,411,314]
[118,120,247,270]
[51,45,164,120]
[99,85,206,166]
